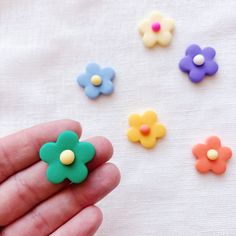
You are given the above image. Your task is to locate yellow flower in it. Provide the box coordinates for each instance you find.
[127,110,166,149]
[138,11,175,48]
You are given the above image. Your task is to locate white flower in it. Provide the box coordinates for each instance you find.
[138,11,175,48]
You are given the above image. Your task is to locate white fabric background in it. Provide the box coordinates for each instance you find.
[0,0,236,235]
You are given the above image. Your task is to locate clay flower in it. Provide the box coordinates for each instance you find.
[77,63,115,99]
[127,110,166,148]
[138,11,175,48]
[192,136,232,175]
[179,44,218,83]
[40,130,95,184]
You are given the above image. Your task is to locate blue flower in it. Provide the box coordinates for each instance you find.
[77,63,115,99]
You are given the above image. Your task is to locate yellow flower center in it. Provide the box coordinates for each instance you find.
[91,75,102,86]
[207,149,218,161]
[60,150,75,165]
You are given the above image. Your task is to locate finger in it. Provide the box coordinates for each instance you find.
[0,119,82,183]
[86,136,113,170]
[2,163,120,236]
[0,137,113,226]
[51,206,103,236]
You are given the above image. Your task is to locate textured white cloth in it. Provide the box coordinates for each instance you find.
[0,0,236,235]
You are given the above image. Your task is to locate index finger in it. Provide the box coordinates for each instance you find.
[0,119,82,183]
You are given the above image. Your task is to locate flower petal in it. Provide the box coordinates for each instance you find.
[206,136,221,150]
[218,147,232,161]
[152,123,166,138]
[161,18,175,31]
[46,163,66,184]
[77,73,91,88]
[57,130,79,151]
[100,80,114,95]
[189,68,205,83]
[127,127,141,142]
[67,164,88,183]
[202,47,216,60]
[156,31,172,46]
[40,142,59,164]
[150,11,163,22]
[100,67,115,81]
[86,63,101,75]
[84,85,100,99]
[186,44,202,58]
[75,142,95,164]
[204,61,218,76]
[211,161,227,175]
[140,136,157,149]
[195,159,211,173]
[179,56,193,72]
[142,32,158,48]
[192,144,208,159]
[128,114,142,127]
[142,111,157,125]
[138,19,150,35]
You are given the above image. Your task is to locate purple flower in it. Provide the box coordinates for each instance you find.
[179,44,218,83]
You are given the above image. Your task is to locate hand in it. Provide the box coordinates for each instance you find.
[0,120,120,236]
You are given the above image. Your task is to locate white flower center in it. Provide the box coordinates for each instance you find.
[193,54,205,66]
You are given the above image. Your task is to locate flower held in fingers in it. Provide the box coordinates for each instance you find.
[40,130,95,184]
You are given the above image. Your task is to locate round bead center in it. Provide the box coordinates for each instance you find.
[91,75,102,86]
[60,150,75,165]
[207,149,218,161]
[193,54,205,66]
[140,124,150,135]
[151,22,161,32]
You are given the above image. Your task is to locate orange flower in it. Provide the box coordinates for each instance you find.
[192,136,232,175]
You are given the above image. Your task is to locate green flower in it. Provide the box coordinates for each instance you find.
[39,130,95,184]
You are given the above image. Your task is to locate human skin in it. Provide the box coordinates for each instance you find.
[0,119,120,236]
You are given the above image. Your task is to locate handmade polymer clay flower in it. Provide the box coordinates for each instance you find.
[192,136,232,175]
[40,130,95,184]
[179,44,218,83]
[77,63,115,99]
[138,11,175,48]
[127,110,166,149]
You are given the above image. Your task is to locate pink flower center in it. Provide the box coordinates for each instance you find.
[139,124,150,135]
[151,22,161,32]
